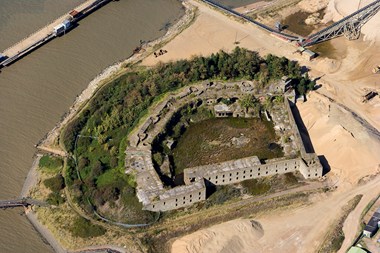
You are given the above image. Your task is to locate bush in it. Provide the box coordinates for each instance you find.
[46,192,65,206]
[205,185,241,208]
[43,174,65,192]
[78,157,90,170]
[283,172,298,185]
[70,217,106,238]
[39,155,63,172]
[241,178,271,195]
[152,153,164,166]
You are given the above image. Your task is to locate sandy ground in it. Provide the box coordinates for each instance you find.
[298,92,380,187]
[172,175,380,253]
[298,0,329,13]
[20,154,41,198]
[140,1,380,252]
[340,195,380,253]
[172,219,264,253]
[323,0,380,41]
[233,1,272,14]
[143,0,299,66]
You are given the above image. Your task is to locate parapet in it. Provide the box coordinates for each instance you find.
[143,180,207,212]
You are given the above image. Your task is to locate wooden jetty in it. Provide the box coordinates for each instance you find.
[0,198,48,209]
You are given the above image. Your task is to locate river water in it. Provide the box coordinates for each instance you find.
[0,0,183,252]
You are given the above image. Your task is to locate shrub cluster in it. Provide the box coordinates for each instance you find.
[70,217,106,238]
[43,174,65,192]
[39,155,63,171]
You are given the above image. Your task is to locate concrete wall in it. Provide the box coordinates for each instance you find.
[284,98,323,178]
[127,80,324,212]
[184,158,301,186]
[144,183,207,212]
[298,155,323,179]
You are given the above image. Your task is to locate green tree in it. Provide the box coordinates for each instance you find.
[78,157,90,170]
[240,94,260,115]
[297,79,307,95]
[307,80,316,91]
[70,217,106,238]
[44,174,65,192]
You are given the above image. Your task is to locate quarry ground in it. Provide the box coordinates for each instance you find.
[143,0,380,252]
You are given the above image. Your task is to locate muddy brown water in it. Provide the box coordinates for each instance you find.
[0,0,183,252]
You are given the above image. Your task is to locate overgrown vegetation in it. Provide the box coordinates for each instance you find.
[204,185,241,208]
[240,93,261,113]
[61,47,310,222]
[317,194,363,253]
[242,178,271,195]
[44,174,65,192]
[43,174,66,206]
[151,98,283,178]
[39,155,63,172]
[46,192,65,206]
[242,173,301,196]
[170,117,282,174]
[70,217,106,238]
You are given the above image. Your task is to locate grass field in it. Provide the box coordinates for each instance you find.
[39,155,63,173]
[172,117,283,174]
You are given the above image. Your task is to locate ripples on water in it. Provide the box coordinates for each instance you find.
[0,0,183,252]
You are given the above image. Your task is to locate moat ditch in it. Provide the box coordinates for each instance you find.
[151,100,284,187]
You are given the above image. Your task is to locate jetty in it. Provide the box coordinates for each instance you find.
[0,198,48,209]
[0,0,114,68]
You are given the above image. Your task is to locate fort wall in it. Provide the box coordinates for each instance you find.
[184,157,301,185]
[144,180,206,212]
[125,80,324,212]
[284,97,323,178]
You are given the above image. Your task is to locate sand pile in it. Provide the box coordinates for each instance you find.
[297,93,380,184]
[298,0,329,13]
[171,219,264,253]
[323,0,380,41]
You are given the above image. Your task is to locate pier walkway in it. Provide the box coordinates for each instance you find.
[0,198,48,209]
[0,0,112,68]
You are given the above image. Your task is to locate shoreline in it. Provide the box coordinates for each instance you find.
[19,0,380,252]
[20,155,65,253]
[35,0,196,155]
[20,1,196,252]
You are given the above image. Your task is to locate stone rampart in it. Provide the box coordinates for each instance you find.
[184,156,303,185]
[125,80,324,212]
[284,98,323,178]
[144,180,206,212]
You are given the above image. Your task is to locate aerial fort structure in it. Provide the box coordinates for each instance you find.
[125,79,323,212]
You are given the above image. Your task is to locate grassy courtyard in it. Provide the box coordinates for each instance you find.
[172,117,283,174]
